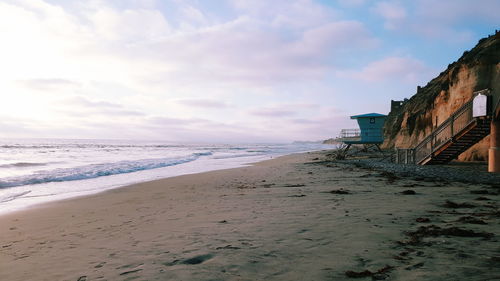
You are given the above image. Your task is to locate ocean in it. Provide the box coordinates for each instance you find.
[0,139,330,214]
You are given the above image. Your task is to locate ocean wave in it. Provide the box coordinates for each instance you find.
[0,162,48,168]
[0,143,186,150]
[0,152,212,188]
[212,153,265,160]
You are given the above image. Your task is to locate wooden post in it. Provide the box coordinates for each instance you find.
[430,134,434,151]
[489,108,500,173]
[450,115,454,138]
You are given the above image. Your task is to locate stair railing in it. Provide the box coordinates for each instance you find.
[396,99,477,164]
[413,100,475,163]
[395,90,492,165]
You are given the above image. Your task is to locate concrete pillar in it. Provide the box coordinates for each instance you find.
[489,109,500,173]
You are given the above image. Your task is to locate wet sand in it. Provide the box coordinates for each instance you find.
[0,151,499,280]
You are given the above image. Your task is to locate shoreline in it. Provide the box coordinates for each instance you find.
[0,151,499,280]
[2,154,283,217]
[0,151,295,216]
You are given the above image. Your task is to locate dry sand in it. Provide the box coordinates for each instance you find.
[0,151,499,281]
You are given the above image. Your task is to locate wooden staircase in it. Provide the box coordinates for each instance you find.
[418,116,491,165]
[395,91,492,165]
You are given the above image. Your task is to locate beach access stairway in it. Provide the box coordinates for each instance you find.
[396,93,491,165]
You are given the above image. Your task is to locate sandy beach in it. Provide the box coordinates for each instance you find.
[0,151,499,281]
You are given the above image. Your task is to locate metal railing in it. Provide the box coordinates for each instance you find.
[395,148,415,164]
[413,99,475,164]
[340,128,361,138]
[395,92,490,164]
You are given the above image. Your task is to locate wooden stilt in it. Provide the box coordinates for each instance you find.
[489,108,500,173]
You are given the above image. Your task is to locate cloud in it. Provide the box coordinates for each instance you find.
[230,0,336,28]
[294,21,379,56]
[147,116,210,127]
[0,115,41,136]
[176,99,229,108]
[142,116,277,142]
[177,4,208,27]
[288,115,350,138]
[62,96,122,108]
[58,96,145,117]
[339,56,435,83]
[5,0,496,142]
[88,6,172,42]
[249,103,319,118]
[414,0,500,25]
[372,1,407,30]
[0,0,378,93]
[250,108,296,118]
[145,18,378,88]
[371,0,500,41]
[16,79,81,91]
[409,0,500,42]
[337,0,368,7]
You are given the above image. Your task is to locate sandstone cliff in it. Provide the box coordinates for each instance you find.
[383,31,500,161]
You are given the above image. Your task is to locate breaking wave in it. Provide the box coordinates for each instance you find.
[0,152,212,188]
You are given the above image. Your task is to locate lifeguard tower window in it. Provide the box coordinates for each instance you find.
[370,118,375,124]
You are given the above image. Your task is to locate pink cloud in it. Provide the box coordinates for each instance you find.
[337,0,368,7]
[372,0,500,41]
[295,20,379,55]
[230,0,336,28]
[176,99,229,108]
[17,79,81,91]
[372,1,407,30]
[147,18,378,87]
[414,0,500,25]
[340,56,435,83]
[250,108,296,118]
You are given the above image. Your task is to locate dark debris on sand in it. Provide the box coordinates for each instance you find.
[398,224,494,246]
[326,188,351,194]
[378,171,400,184]
[284,184,306,187]
[216,245,241,250]
[345,265,394,279]
[164,254,214,266]
[442,200,475,208]
[314,152,500,278]
[404,225,493,243]
[470,189,499,195]
[400,190,416,195]
[457,216,487,225]
[288,194,306,197]
[341,157,500,185]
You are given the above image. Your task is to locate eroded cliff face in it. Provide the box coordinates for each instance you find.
[383,32,500,161]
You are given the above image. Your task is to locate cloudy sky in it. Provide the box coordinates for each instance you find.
[0,0,498,143]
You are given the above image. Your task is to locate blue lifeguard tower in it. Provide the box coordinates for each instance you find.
[335,113,387,158]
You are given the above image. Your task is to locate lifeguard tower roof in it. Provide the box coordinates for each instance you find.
[350,113,387,119]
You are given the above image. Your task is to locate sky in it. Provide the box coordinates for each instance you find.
[0,0,499,143]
